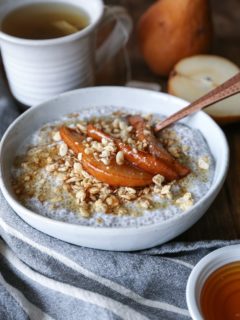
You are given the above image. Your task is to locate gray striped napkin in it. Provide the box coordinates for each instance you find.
[0,76,238,320]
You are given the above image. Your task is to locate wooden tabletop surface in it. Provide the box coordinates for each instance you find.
[101,0,240,241]
[1,0,239,242]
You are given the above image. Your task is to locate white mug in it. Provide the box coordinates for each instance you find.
[0,0,132,106]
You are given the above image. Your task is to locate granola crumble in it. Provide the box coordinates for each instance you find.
[11,108,214,227]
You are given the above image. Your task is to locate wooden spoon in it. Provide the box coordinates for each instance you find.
[154,72,240,132]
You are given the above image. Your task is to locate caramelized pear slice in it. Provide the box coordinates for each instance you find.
[60,127,153,187]
[87,124,179,181]
[128,115,190,178]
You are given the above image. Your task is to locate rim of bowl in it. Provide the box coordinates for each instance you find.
[186,244,240,320]
[0,86,229,232]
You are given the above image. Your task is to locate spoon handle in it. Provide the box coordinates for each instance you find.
[154,72,240,132]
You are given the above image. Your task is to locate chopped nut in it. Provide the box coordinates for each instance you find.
[21,162,29,169]
[73,162,82,173]
[127,137,134,144]
[168,145,181,158]
[77,123,87,133]
[182,145,189,153]
[118,207,128,215]
[78,153,82,161]
[118,187,136,200]
[81,170,91,179]
[89,187,99,195]
[153,185,162,194]
[120,130,128,141]
[161,184,171,195]
[59,143,68,157]
[142,187,151,195]
[39,179,46,185]
[46,164,57,172]
[125,187,136,194]
[119,120,127,130]
[160,184,172,199]
[143,113,152,121]
[101,138,108,146]
[52,131,61,142]
[138,199,151,209]
[198,156,210,170]
[50,197,62,203]
[76,190,86,202]
[94,199,107,212]
[97,217,103,224]
[101,149,110,158]
[101,158,110,165]
[64,160,70,168]
[152,174,165,186]
[116,151,124,165]
[106,195,119,207]
[47,157,53,164]
[79,206,90,218]
[66,177,79,183]
[85,148,93,155]
[176,192,194,211]
[113,118,119,128]
[143,129,150,136]
[92,141,103,152]
[56,173,65,181]
[57,166,68,172]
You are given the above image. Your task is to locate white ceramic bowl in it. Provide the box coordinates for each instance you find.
[186,244,240,320]
[0,86,229,251]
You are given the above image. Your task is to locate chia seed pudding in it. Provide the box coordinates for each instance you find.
[11,107,215,228]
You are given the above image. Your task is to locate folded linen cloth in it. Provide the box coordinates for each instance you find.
[0,77,239,320]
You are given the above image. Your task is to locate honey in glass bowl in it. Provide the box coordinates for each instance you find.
[200,261,240,320]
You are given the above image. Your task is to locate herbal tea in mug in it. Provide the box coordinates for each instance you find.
[1,3,89,39]
[0,0,132,106]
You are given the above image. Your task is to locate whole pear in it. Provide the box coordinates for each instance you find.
[138,0,213,76]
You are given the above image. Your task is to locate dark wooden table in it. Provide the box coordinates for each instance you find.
[101,0,240,241]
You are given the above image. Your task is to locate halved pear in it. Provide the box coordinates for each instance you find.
[168,55,240,124]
